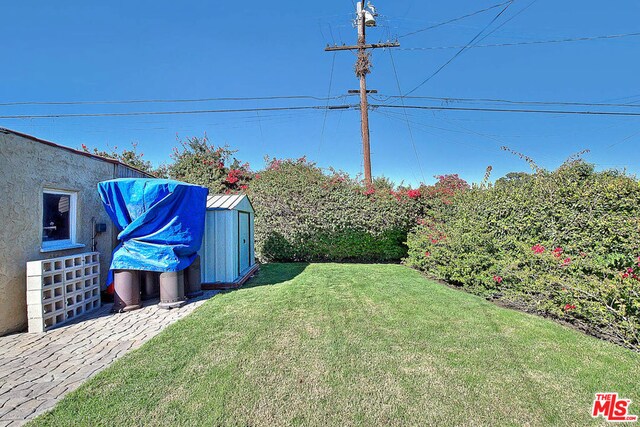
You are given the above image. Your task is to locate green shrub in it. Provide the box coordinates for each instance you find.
[405,161,640,351]
[249,157,467,263]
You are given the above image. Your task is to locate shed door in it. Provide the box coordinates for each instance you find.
[239,212,251,273]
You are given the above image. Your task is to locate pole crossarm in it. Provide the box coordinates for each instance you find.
[324,42,400,51]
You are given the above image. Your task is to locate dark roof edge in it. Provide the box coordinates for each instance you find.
[0,127,154,178]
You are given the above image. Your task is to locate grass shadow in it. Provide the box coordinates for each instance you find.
[241,262,310,290]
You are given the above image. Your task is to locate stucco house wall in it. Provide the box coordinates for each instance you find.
[0,129,149,336]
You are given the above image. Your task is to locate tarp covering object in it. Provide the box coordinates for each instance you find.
[98,178,209,283]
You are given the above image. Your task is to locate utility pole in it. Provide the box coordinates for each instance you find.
[325,2,399,186]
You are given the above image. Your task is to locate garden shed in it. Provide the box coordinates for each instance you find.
[200,194,258,289]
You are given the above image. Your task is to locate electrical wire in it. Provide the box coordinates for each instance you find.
[607,129,640,148]
[379,107,521,141]
[398,1,512,39]
[371,95,640,109]
[373,110,501,156]
[0,105,359,119]
[5,103,640,120]
[0,95,354,107]
[388,49,426,183]
[398,31,640,51]
[372,104,640,117]
[470,0,538,48]
[396,1,515,101]
[318,53,337,155]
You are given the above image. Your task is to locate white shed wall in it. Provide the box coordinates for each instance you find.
[249,212,255,271]
[200,196,256,285]
[201,210,238,284]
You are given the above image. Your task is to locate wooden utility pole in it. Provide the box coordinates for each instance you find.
[357,1,373,186]
[325,2,399,186]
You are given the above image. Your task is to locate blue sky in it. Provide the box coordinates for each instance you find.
[1,1,639,185]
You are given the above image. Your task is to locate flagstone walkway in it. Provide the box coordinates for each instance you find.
[0,291,218,426]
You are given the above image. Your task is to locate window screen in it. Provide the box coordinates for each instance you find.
[42,193,71,242]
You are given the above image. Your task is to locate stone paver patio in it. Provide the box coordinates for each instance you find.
[0,291,218,426]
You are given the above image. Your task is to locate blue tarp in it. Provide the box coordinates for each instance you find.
[98,178,209,284]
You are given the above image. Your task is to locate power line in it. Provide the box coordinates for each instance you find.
[372,95,640,109]
[398,31,640,51]
[373,104,640,117]
[318,53,337,155]
[373,110,502,156]
[8,91,640,112]
[607,129,640,148]
[469,0,538,49]
[4,103,640,120]
[398,1,512,39]
[0,94,354,107]
[399,1,515,100]
[388,49,426,183]
[0,105,358,119]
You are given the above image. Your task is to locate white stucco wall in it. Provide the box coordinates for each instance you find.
[0,132,131,335]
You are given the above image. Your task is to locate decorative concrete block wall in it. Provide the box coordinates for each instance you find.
[26,252,101,332]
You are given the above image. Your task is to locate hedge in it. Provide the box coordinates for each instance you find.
[405,161,640,351]
[248,157,466,263]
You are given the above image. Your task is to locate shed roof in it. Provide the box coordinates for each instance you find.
[206,194,253,211]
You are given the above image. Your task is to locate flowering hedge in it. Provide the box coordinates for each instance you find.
[168,136,252,193]
[405,161,640,351]
[248,157,466,263]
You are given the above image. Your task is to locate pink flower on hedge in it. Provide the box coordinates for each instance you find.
[424,251,430,257]
[226,169,241,184]
[531,244,545,254]
[407,189,421,199]
[622,273,630,279]
[364,187,375,196]
[564,303,576,311]
[627,267,634,274]
[562,257,571,266]
[493,275,503,284]
[268,159,282,170]
[552,247,563,258]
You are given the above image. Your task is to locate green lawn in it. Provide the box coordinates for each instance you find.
[31,263,640,426]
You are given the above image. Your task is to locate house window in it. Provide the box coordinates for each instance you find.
[42,189,78,250]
